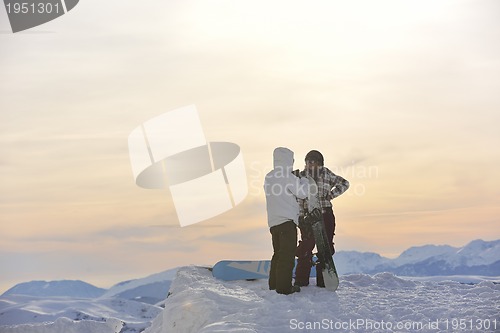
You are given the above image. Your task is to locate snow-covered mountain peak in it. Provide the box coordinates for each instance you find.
[100,268,178,304]
[1,280,106,299]
[394,244,457,266]
[452,239,500,266]
[334,251,391,274]
[335,239,500,275]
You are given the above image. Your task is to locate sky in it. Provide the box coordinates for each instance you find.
[1,0,499,293]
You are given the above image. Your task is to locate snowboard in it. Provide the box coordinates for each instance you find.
[306,175,339,291]
[212,259,317,281]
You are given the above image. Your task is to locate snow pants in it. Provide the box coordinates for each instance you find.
[269,220,297,294]
[295,207,335,286]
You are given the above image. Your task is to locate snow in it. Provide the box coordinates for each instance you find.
[334,239,500,275]
[394,240,500,269]
[0,269,179,333]
[1,240,499,333]
[2,280,106,298]
[101,269,177,299]
[394,245,457,266]
[335,251,392,274]
[1,266,499,333]
[0,317,123,333]
[0,294,161,332]
[145,266,500,333]
[453,239,500,267]
[99,268,177,305]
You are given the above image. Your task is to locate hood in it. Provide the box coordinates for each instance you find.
[273,147,294,170]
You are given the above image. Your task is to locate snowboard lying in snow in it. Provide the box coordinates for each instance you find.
[212,258,317,281]
[212,260,271,281]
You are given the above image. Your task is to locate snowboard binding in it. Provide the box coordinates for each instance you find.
[305,208,323,224]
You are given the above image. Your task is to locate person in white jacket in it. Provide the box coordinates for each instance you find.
[264,147,309,295]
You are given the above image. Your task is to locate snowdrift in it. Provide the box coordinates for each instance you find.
[146,266,500,333]
[0,317,123,333]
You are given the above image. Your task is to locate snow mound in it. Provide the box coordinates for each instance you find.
[145,266,500,333]
[0,317,122,333]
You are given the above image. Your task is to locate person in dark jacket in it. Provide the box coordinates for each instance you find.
[295,150,349,287]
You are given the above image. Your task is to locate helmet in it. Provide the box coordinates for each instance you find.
[305,150,324,166]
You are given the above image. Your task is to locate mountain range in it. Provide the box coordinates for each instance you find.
[335,239,500,276]
[0,269,178,329]
[2,268,178,304]
[2,239,499,300]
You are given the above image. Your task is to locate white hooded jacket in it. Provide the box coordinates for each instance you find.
[264,147,309,228]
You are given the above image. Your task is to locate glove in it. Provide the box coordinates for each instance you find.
[298,216,314,240]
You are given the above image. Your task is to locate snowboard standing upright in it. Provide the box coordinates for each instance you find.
[305,175,339,291]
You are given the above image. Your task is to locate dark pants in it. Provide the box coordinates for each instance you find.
[269,220,297,293]
[295,207,335,286]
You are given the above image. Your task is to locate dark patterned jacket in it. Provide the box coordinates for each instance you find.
[298,167,349,215]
